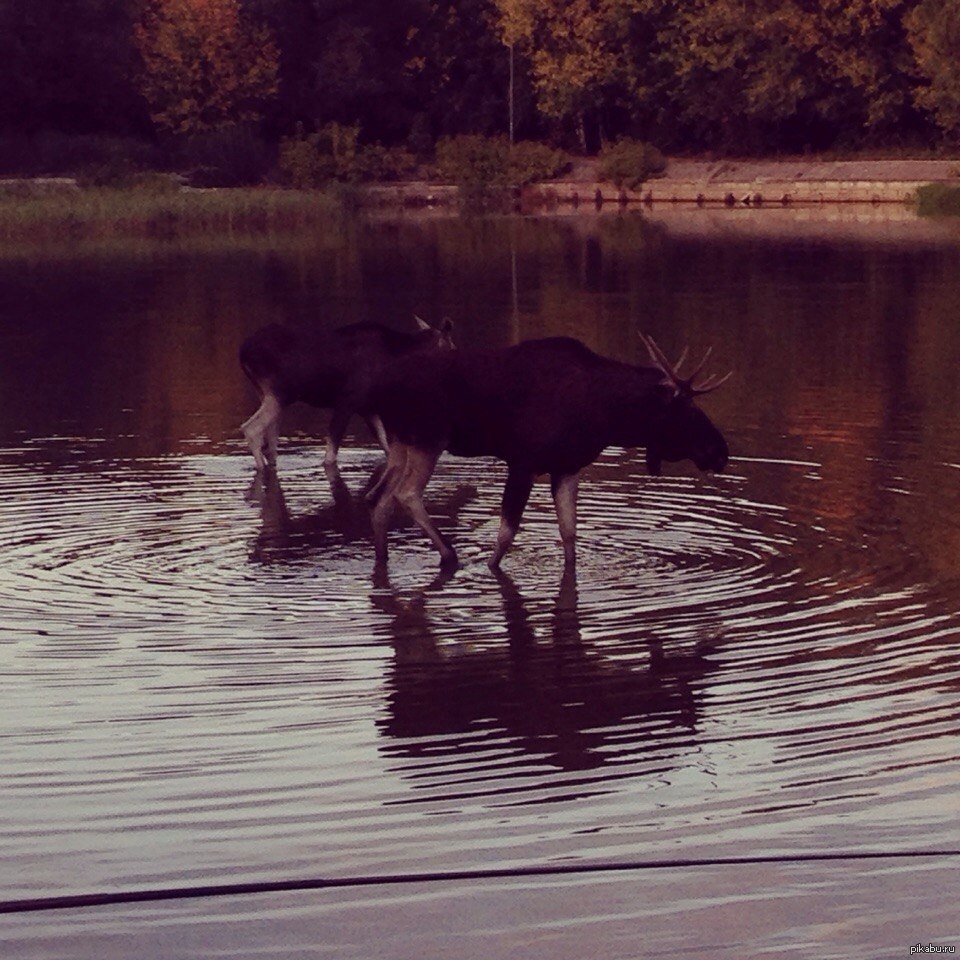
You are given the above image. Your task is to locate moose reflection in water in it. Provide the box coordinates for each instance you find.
[373,568,724,777]
[246,464,476,566]
[367,334,730,572]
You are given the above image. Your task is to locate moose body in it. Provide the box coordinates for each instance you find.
[240,318,454,470]
[366,335,729,569]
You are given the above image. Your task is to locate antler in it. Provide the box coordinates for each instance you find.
[640,333,732,396]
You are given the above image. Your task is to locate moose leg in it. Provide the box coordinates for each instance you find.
[551,472,580,569]
[393,446,457,568]
[324,406,351,466]
[241,394,282,472]
[264,412,280,468]
[488,469,534,570]
[370,445,407,565]
[365,414,390,453]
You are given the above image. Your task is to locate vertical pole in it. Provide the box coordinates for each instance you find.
[509,43,515,145]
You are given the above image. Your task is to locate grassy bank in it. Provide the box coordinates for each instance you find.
[0,183,349,241]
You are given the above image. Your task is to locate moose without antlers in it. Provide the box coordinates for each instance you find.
[239,317,455,471]
[365,334,730,570]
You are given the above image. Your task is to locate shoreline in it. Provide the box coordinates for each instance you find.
[365,158,960,209]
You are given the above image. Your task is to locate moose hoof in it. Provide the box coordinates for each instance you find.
[439,550,459,571]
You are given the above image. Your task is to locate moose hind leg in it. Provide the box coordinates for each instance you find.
[365,414,390,453]
[370,444,408,565]
[551,472,580,569]
[393,446,457,567]
[489,469,534,569]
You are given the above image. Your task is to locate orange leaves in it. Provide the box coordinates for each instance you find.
[134,0,278,134]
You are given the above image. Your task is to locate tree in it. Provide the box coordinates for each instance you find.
[907,0,960,139]
[493,0,637,150]
[405,0,525,142]
[134,0,279,134]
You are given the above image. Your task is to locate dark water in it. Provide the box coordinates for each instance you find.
[1,209,959,958]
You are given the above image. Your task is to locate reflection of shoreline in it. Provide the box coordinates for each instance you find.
[366,204,960,248]
[373,568,724,778]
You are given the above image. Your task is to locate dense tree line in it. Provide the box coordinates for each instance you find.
[0,0,958,157]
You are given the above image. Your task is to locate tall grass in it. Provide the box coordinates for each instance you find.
[0,184,347,241]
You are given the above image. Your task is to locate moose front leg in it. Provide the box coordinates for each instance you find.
[241,393,282,472]
[324,406,352,466]
[488,468,534,570]
[551,472,580,569]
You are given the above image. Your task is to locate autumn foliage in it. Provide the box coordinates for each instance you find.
[3,0,960,165]
[134,0,278,134]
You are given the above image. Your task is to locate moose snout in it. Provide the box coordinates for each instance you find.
[697,441,729,473]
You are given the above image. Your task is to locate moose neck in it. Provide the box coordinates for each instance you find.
[602,363,672,449]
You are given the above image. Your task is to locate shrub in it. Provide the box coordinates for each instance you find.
[355,143,418,181]
[598,139,667,191]
[507,141,569,185]
[174,124,273,186]
[277,131,330,188]
[278,125,419,186]
[435,135,569,188]
[916,183,960,215]
[435,135,510,188]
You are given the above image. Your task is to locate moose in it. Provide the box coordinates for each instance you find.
[239,316,455,471]
[365,334,730,570]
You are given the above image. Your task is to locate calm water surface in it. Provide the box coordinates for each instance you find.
[1,209,959,958]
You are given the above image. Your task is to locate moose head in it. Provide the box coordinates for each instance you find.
[640,334,731,477]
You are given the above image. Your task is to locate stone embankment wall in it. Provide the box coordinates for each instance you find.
[539,159,958,207]
[363,158,959,208]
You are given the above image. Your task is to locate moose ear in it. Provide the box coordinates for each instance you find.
[645,446,662,477]
[414,314,432,332]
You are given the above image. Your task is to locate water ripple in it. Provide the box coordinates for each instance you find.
[1,437,959,900]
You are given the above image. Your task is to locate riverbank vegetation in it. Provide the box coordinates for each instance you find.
[915,184,960,216]
[1,0,960,192]
[0,181,345,242]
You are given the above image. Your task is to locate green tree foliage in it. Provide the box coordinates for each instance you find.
[907,0,960,140]
[134,0,279,134]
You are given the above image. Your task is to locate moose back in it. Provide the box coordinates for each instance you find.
[365,335,730,570]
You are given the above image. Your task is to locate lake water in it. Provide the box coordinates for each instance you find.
[1,208,959,958]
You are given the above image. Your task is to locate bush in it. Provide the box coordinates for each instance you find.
[916,183,960,215]
[435,135,569,188]
[598,138,667,191]
[175,124,274,187]
[278,125,419,187]
[355,143,419,181]
[507,141,569,185]
[435,135,510,187]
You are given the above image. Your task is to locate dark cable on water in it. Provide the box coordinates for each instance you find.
[2,849,958,915]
